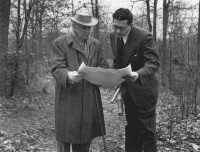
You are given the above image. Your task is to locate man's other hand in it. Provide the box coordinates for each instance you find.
[68,71,84,83]
[122,72,139,82]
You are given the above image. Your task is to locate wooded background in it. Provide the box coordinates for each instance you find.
[0,0,200,132]
[0,0,200,151]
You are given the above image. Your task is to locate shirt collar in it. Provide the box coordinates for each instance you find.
[122,27,131,44]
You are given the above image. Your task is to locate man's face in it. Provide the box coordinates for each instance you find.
[74,23,92,40]
[113,19,131,37]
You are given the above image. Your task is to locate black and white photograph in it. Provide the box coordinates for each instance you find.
[0,0,200,151]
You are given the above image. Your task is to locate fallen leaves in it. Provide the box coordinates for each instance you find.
[0,78,200,152]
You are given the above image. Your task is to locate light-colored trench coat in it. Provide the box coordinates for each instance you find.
[51,33,108,144]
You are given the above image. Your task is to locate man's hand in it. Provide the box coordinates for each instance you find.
[122,71,139,82]
[68,71,84,83]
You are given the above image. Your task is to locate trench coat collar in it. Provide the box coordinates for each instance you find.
[67,33,96,62]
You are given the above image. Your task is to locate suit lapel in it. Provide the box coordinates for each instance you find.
[123,26,137,66]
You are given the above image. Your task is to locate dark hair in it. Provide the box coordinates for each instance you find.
[112,8,133,25]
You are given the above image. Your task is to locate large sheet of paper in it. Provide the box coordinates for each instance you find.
[78,62,132,87]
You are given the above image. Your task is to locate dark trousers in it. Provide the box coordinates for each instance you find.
[124,91,157,152]
[57,141,90,152]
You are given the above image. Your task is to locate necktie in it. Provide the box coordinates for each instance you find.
[118,37,124,56]
[117,38,124,67]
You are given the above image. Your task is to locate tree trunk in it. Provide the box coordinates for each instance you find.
[25,34,29,86]
[95,0,100,40]
[10,0,21,96]
[0,0,11,96]
[39,9,44,45]
[10,0,35,96]
[71,0,75,15]
[146,0,152,32]
[169,33,172,90]
[162,0,169,87]
[194,0,200,117]
[91,0,100,40]
[153,0,157,42]
[30,10,36,54]
[38,0,46,45]
[91,0,95,19]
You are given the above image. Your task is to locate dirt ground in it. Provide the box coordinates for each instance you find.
[1,74,200,152]
[0,75,126,152]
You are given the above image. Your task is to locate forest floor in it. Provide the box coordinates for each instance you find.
[0,73,200,152]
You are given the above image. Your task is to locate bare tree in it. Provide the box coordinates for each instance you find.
[129,0,152,32]
[153,0,157,42]
[10,0,37,96]
[0,0,11,96]
[165,1,198,119]
[162,0,172,86]
[146,0,152,32]
[194,0,200,117]
[91,0,100,40]
[38,0,46,44]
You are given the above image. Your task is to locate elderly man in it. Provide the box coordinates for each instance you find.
[51,12,108,152]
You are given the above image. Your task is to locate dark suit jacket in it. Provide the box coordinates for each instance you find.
[110,25,160,105]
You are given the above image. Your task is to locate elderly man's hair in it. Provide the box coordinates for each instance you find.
[71,21,76,27]
[113,8,133,25]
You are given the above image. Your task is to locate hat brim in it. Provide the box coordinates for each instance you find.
[69,17,98,26]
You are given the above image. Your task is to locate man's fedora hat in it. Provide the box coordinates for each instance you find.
[69,13,98,27]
